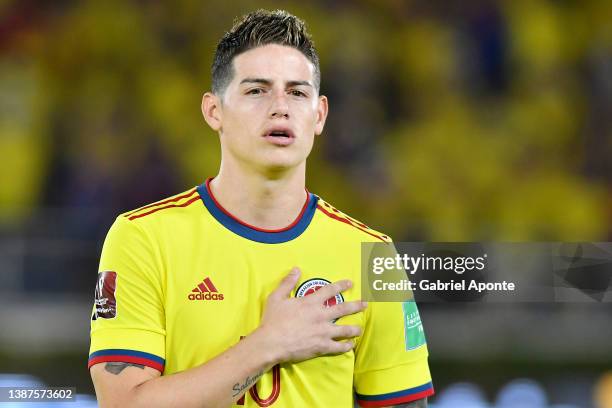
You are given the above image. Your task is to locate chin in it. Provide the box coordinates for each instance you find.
[255,156,305,175]
[261,162,299,175]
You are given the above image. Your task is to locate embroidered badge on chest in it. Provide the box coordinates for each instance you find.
[295,278,344,322]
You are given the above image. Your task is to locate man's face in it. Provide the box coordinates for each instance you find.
[206,44,328,174]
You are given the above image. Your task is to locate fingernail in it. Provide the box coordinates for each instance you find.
[346,280,352,288]
[290,267,300,276]
[361,301,368,308]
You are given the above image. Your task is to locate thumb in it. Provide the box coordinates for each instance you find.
[273,267,301,299]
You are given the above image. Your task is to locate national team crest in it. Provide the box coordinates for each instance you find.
[295,278,344,318]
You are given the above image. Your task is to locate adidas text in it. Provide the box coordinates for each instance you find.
[188,292,224,301]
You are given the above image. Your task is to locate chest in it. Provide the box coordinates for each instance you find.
[160,234,363,371]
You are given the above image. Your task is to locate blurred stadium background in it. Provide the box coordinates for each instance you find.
[0,0,611,406]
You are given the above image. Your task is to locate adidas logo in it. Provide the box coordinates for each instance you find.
[188,277,224,301]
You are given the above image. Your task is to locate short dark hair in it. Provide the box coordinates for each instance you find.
[211,9,320,96]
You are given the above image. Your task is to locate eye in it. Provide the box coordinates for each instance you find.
[246,88,265,95]
[289,89,307,97]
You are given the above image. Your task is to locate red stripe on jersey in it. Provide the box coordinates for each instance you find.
[203,277,218,293]
[127,195,200,221]
[198,282,209,293]
[356,388,434,407]
[124,188,198,218]
[87,355,164,372]
[316,204,387,242]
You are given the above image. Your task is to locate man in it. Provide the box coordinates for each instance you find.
[89,9,433,407]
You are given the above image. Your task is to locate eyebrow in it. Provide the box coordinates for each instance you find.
[239,78,312,88]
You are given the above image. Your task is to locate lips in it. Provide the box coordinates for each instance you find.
[263,127,295,139]
[263,127,296,146]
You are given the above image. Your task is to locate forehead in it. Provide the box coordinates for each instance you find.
[231,44,315,84]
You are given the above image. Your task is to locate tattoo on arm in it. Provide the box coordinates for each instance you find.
[393,397,428,408]
[231,371,264,397]
[104,362,146,375]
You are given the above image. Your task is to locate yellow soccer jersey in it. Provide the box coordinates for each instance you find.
[88,179,434,407]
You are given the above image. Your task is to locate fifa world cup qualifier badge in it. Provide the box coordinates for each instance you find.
[403,301,426,350]
[93,271,117,319]
[296,278,344,322]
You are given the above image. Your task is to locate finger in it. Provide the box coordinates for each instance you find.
[330,324,362,340]
[327,301,367,320]
[322,340,354,355]
[270,267,301,300]
[308,280,352,304]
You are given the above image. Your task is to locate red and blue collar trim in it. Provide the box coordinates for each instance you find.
[197,178,318,244]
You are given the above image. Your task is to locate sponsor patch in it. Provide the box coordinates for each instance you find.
[94,271,117,319]
[402,301,426,350]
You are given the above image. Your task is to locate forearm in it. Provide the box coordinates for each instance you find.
[129,329,277,408]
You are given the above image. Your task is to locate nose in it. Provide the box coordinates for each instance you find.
[269,92,289,119]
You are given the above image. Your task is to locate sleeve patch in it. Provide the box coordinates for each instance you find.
[403,301,426,350]
[94,271,118,319]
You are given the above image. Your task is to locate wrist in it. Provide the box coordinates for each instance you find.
[249,325,285,367]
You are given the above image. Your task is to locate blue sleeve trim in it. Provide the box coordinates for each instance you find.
[356,382,433,401]
[88,348,165,365]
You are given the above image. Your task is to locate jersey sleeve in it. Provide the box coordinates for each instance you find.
[354,240,434,406]
[88,216,166,373]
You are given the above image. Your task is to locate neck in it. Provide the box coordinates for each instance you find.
[209,163,308,230]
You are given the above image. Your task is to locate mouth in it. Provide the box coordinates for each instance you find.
[262,127,296,146]
[263,127,295,139]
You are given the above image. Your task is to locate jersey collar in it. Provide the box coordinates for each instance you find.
[197,178,318,244]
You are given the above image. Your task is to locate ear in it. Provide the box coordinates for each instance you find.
[314,95,328,136]
[201,92,222,131]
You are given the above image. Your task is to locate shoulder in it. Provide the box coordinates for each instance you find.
[102,187,203,251]
[313,195,392,243]
[118,186,201,223]
[104,187,202,241]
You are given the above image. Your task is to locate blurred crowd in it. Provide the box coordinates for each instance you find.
[0,0,610,243]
